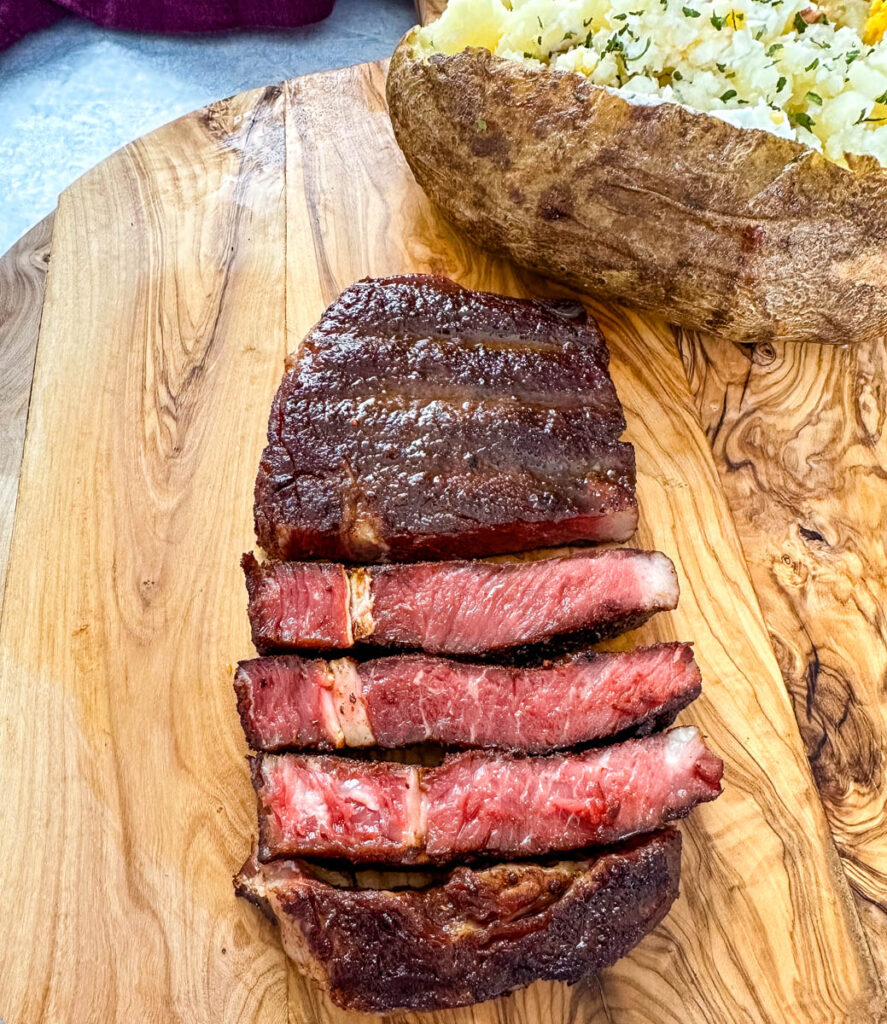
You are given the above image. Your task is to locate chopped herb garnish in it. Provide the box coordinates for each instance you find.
[876,90,887,104]
[613,12,628,20]
[673,68,683,80]
[537,16,543,28]
[766,42,784,55]
[523,51,534,58]
[846,50,860,63]
[683,5,701,15]
[776,75,787,91]
[755,28,764,39]
[793,11,807,32]
[476,118,487,131]
[806,91,823,104]
[537,34,542,45]
[584,17,593,26]
[585,30,593,46]
[720,88,738,101]
[792,111,815,129]
[625,38,652,60]
[854,107,869,124]
[817,12,829,23]
[563,30,575,39]
[717,61,727,71]
[805,57,819,71]
[711,13,726,28]
[604,35,625,53]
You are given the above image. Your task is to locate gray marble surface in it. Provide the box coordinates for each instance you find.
[0,0,416,255]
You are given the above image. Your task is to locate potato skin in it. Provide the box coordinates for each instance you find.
[388,33,887,344]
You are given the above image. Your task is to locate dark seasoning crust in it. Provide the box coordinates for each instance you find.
[235,830,682,1013]
[254,275,638,562]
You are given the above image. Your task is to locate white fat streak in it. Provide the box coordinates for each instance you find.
[318,663,346,748]
[330,658,375,746]
[293,776,336,827]
[407,768,427,848]
[639,552,679,610]
[665,726,701,764]
[341,777,385,811]
[348,568,375,640]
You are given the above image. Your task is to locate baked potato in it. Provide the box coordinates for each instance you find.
[387,0,887,343]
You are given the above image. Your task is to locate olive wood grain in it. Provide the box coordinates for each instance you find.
[281,62,882,1021]
[676,329,887,980]
[0,214,53,606]
[0,86,289,1021]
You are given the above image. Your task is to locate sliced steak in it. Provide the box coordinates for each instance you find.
[235,829,682,1013]
[253,727,722,863]
[235,643,702,753]
[243,548,678,656]
[254,275,637,562]
[242,556,353,649]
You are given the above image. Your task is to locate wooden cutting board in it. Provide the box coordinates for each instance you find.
[0,41,884,1024]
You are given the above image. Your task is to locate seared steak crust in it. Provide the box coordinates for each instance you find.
[254,275,637,562]
[235,829,681,1013]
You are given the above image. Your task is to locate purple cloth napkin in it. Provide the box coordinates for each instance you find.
[1,0,62,49]
[1,0,337,50]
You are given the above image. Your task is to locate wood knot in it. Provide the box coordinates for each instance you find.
[751,342,777,365]
[774,551,809,588]
[799,525,828,545]
[800,653,883,799]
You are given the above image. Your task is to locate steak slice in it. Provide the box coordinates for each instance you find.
[235,829,681,1013]
[253,728,722,863]
[254,275,637,562]
[235,643,702,753]
[243,548,679,655]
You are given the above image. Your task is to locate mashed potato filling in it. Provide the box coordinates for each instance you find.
[417,0,887,166]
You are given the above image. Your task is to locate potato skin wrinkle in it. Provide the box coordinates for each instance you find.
[388,38,887,344]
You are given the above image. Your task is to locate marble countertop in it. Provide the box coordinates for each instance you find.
[0,0,416,254]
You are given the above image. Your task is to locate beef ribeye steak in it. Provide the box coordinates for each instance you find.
[235,643,702,753]
[235,830,681,1013]
[243,548,679,655]
[254,275,637,562]
[253,727,722,864]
